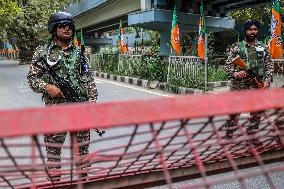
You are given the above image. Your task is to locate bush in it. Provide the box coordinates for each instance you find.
[91,53,229,91]
[208,66,229,82]
[167,75,206,90]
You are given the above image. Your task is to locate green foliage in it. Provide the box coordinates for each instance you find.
[167,66,228,90]
[139,56,167,82]
[0,0,19,15]
[91,53,229,91]
[229,4,272,24]
[94,54,119,74]
[213,30,239,55]
[167,74,205,90]
[1,0,79,63]
[208,66,229,82]
[0,0,19,41]
[146,31,161,55]
[118,55,167,82]
[92,54,168,82]
[183,33,198,56]
[207,32,216,65]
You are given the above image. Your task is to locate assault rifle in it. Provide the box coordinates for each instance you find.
[79,45,88,76]
[33,57,105,137]
[232,56,264,89]
[35,57,83,103]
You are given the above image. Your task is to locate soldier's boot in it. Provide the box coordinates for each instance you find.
[46,163,61,182]
[76,160,91,181]
[46,155,62,182]
[247,131,264,152]
[80,172,88,182]
[274,120,284,146]
[220,130,235,147]
[223,130,234,140]
[223,114,239,141]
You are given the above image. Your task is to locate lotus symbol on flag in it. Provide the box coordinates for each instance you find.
[198,34,203,43]
[271,14,278,34]
[271,14,281,47]
[172,34,179,44]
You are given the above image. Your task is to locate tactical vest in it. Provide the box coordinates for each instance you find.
[238,41,266,80]
[42,45,88,103]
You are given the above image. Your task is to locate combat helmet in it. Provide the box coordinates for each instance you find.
[48,11,75,33]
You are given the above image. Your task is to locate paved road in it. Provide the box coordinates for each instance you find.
[0,61,43,109]
[0,60,172,110]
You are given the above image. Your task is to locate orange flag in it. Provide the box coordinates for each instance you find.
[118,19,128,53]
[73,32,79,47]
[171,6,180,55]
[198,1,206,60]
[270,0,282,59]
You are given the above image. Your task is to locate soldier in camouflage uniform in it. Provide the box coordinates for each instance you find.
[27,12,98,180]
[224,20,274,147]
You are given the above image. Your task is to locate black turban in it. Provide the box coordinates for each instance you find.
[243,20,260,32]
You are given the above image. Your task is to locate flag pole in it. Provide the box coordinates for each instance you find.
[204,33,208,89]
[202,0,208,89]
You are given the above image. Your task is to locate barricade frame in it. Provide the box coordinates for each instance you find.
[0,89,284,189]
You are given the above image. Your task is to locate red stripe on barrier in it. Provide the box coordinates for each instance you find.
[0,88,283,138]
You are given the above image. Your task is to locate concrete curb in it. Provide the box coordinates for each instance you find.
[94,71,204,95]
[208,81,231,88]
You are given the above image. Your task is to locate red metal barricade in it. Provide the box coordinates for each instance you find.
[0,88,283,189]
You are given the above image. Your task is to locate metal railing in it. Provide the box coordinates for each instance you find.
[118,54,143,73]
[0,49,19,59]
[90,53,103,71]
[90,53,118,73]
[272,59,284,77]
[167,55,204,83]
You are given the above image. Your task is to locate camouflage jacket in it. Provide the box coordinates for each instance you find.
[27,40,98,105]
[225,40,274,91]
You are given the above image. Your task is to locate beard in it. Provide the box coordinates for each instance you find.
[245,34,257,42]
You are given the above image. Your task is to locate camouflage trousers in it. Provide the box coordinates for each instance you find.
[44,130,90,171]
[224,111,263,138]
[225,81,263,137]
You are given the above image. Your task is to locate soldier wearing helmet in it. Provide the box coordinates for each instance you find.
[223,20,274,148]
[27,12,97,181]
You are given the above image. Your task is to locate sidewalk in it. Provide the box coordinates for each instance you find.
[272,75,284,88]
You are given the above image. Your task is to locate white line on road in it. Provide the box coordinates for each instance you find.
[95,78,172,97]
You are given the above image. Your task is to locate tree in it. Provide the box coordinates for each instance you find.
[1,0,79,63]
[229,4,272,25]
[0,0,20,40]
[0,0,19,15]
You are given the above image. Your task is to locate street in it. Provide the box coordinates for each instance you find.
[0,60,172,110]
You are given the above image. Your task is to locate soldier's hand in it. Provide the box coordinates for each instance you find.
[263,81,270,89]
[234,71,248,79]
[88,99,96,104]
[45,84,64,98]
